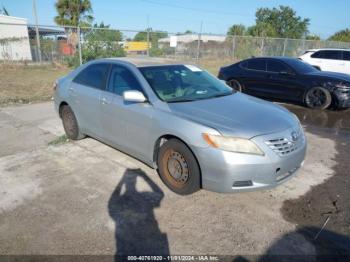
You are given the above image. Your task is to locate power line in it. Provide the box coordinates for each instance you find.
[138,0,253,17]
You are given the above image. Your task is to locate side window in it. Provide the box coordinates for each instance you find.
[73,63,110,89]
[311,51,323,58]
[267,60,290,73]
[247,59,266,71]
[107,65,143,96]
[323,50,342,60]
[343,51,350,61]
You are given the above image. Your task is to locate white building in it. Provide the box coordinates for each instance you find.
[0,15,32,61]
[158,34,226,47]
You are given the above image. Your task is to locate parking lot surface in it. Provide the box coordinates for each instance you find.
[0,102,349,257]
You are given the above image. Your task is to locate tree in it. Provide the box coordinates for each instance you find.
[133,29,168,43]
[306,34,321,40]
[249,6,310,38]
[54,0,93,27]
[1,5,10,15]
[227,24,246,36]
[328,29,350,42]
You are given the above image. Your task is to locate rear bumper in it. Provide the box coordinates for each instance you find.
[192,128,307,193]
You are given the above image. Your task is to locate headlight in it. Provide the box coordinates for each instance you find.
[202,133,264,156]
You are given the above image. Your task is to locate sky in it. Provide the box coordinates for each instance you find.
[1,0,349,39]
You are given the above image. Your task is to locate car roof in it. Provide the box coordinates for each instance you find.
[305,48,350,52]
[104,57,184,67]
[244,56,299,62]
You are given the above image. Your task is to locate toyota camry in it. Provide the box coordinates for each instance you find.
[54,57,306,195]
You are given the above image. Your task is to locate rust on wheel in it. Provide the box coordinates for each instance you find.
[62,107,76,137]
[161,149,189,189]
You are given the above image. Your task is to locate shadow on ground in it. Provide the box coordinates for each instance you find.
[280,105,350,255]
[108,168,169,256]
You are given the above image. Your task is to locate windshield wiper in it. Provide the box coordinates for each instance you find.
[210,91,234,98]
[167,98,197,103]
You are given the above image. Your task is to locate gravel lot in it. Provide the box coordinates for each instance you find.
[0,102,349,259]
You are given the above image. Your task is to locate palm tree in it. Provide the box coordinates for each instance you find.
[54,0,93,27]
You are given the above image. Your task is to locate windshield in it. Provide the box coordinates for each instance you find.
[139,65,233,102]
[285,59,318,74]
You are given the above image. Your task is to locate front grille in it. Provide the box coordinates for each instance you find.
[265,137,299,157]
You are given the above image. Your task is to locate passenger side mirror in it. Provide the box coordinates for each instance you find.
[123,90,147,103]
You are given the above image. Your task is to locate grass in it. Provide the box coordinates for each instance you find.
[48,135,70,146]
[0,63,70,106]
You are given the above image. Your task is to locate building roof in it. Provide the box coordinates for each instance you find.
[27,26,65,37]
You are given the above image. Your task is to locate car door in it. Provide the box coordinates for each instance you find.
[341,51,350,75]
[265,59,305,101]
[239,58,271,98]
[317,50,342,72]
[69,63,110,137]
[100,64,155,162]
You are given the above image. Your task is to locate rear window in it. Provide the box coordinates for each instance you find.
[246,59,266,71]
[73,63,110,89]
[343,51,350,61]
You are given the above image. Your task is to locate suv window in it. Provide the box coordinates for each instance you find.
[74,63,110,89]
[107,65,143,96]
[267,60,290,73]
[246,59,266,71]
[343,51,350,61]
[311,50,342,60]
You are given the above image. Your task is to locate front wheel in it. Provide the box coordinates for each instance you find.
[305,87,332,110]
[227,79,242,92]
[157,139,201,195]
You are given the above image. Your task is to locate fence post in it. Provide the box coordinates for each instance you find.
[32,0,42,63]
[146,28,150,56]
[77,26,82,66]
[282,38,288,56]
[232,35,236,59]
[261,37,265,56]
[196,21,203,64]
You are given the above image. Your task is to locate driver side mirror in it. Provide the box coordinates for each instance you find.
[123,90,147,103]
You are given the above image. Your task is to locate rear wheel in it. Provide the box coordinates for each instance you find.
[157,139,200,195]
[305,87,332,110]
[227,79,242,92]
[61,105,85,140]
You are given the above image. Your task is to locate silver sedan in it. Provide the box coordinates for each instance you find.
[54,57,306,195]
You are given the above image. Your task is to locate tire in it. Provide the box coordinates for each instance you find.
[227,79,242,92]
[305,87,332,110]
[157,139,200,195]
[60,105,85,140]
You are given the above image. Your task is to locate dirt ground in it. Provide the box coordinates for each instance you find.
[0,64,70,106]
[0,101,349,260]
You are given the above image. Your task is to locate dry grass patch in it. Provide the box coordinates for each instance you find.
[0,64,70,106]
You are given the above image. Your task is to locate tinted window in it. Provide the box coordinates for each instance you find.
[343,51,350,61]
[284,59,317,74]
[311,50,342,60]
[74,63,110,89]
[267,60,290,73]
[107,66,143,95]
[247,59,266,71]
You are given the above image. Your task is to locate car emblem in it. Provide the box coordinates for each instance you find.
[291,131,299,142]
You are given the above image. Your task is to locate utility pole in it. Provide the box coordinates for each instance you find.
[32,0,42,63]
[196,21,203,64]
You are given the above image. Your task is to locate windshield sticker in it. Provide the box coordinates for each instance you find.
[185,65,202,72]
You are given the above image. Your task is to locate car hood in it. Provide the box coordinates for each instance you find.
[167,93,298,138]
[306,71,350,82]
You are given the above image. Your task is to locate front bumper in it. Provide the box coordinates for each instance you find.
[334,88,350,108]
[192,128,307,193]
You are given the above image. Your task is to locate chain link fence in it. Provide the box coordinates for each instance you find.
[1,22,350,72]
